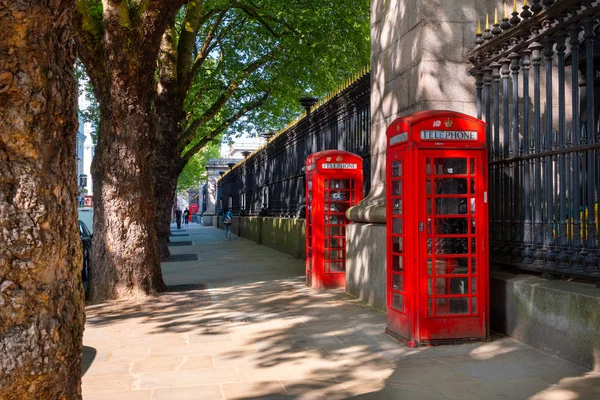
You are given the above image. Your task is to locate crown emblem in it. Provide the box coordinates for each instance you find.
[326,157,331,161]
[444,118,453,128]
[396,124,400,132]
[336,156,343,162]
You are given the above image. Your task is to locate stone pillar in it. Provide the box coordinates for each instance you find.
[346,0,500,310]
[202,159,241,225]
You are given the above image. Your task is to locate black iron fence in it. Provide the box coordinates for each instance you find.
[217,72,371,217]
[468,0,600,280]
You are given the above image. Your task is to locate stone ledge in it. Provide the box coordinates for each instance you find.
[491,270,600,371]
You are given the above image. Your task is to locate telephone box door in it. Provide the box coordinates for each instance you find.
[417,150,488,341]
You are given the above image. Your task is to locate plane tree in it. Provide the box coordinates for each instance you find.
[153,0,370,258]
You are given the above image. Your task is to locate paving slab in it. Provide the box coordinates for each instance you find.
[82,224,599,399]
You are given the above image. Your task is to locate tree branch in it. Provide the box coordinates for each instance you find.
[183,9,228,92]
[177,2,215,86]
[178,46,281,150]
[178,91,270,168]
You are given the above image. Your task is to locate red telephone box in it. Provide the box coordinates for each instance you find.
[306,150,364,289]
[385,110,489,346]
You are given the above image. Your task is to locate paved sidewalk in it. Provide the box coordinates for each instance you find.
[82,225,600,399]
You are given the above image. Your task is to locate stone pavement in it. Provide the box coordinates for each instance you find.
[82,224,600,400]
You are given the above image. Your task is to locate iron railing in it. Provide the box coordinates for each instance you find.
[468,0,600,280]
[217,73,371,217]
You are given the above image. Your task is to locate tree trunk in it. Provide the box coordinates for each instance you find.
[0,1,84,398]
[87,75,166,301]
[154,26,186,260]
[74,1,186,302]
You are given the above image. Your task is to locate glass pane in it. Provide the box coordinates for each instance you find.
[427,238,432,254]
[471,238,476,254]
[329,226,345,236]
[433,238,469,254]
[434,218,468,234]
[392,255,403,272]
[436,298,469,315]
[434,158,467,175]
[393,274,403,291]
[470,159,475,174]
[428,278,432,295]
[426,179,432,195]
[472,257,477,273]
[434,178,468,194]
[428,298,433,316]
[470,198,476,214]
[330,180,349,189]
[392,218,403,234]
[392,293,403,311]
[435,198,468,215]
[470,179,475,194]
[308,180,313,190]
[434,258,469,275]
[427,258,432,275]
[471,218,476,234]
[326,215,341,224]
[392,236,403,253]
[472,277,477,294]
[392,199,403,215]
[328,250,343,260]
[391,161,403,177]
[330,262,345,272]
[393,180,403,196]
[426,158,431,174]
[426,199,432,214]
[434,277,468,295]
[472,297,477,314]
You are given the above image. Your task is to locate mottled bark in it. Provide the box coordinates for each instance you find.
[154,25,186,260]
[0,1,84,398]
[74,0,185,301]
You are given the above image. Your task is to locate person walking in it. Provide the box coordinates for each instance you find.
[183,208,190,226]
[222,208,233,239]
[175,208,182,230]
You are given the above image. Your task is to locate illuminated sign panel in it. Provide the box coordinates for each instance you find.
[420,130,478,141]
[322,163,357,169]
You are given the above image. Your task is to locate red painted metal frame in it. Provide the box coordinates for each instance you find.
[306,150,364,289]
[385,110,489,346]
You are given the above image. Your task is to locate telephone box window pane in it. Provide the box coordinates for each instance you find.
[434,218,468,234]
[393,255,403,272]
[426,199,432,214]
[393,274,403,291]
[470,159,475,174]
[434,238,468,254]
[427,258,432,275]
[434,277,468,295]
[391,161,403,177]
[330,262,345,272]
[308,180,312,190]
[393,180,403,196]
[426,158,431,174]
[472,277,477,294]
[428,278,432,295]
[392,218,403,234]
[471,238,476,253]
[427,238,432,254]
[434,178,468,194]
[326,215,341,224]
[472,257,477,273]
[426,179,432,195]
[392,236,403,253]
[392,294,403,311]
[434,158,467,175]
[436,298,469,315]
[434,258,468,275]
[471,218,476,234]
[329,250,343,260]
[472,297,477,314]
[428,298,433,315]
[331,180,349,189]
[470,179,475,194]
[393,199,403,215]
[435,198,468,215]
[470,198,476,214]
[330,191,347,201]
